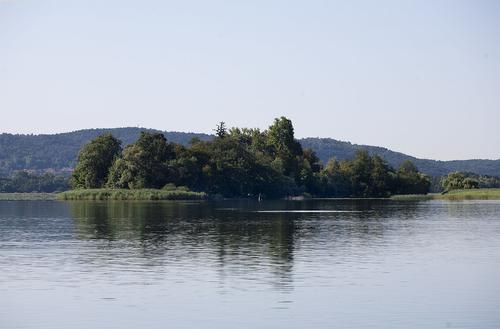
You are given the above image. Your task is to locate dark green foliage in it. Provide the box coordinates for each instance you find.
[106,132,174,189]
[267,117,303,177]
[71,134,122,188]
[348,151,384,197]
[0,171,69,193]
[70,118,430,198]
[2,128,500,178]
[0,128,211,176]
[316,152,431,197]
[214,122,228,138]
[173,127,301,198]
[320,158,350,197]
[395,160,431,195]
[300,138,500,177]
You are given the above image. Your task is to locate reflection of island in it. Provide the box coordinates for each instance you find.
[69,199,426,291]
[69,201,297,290]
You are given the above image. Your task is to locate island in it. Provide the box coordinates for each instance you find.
[60,117,431,200]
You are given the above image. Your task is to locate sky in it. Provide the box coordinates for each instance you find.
[0,0,499,160]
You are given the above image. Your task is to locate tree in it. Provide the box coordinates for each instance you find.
[463,177,479,189]
[267,117,301,158]
[396,160,430,194]
[0,171,69,193]
[441,172,479,191]
[348,150,374,197]
[72,134,122,188]
[297,148,322,193]
[399,160,418,174]
[214,122,227,138]
[107,132,174,189]
[69,117,434,199]
[320,158,349,197]
[267,117,303,179]
[370,155,393,197]
[441,172,465,191]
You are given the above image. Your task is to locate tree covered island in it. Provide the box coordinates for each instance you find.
[63,117,430,200]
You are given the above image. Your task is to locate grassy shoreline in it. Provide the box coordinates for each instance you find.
[57,188,207,201]
[0,193,58,201]
[391,188,500,201]
[2,188,499,202]
[437,188,500,200]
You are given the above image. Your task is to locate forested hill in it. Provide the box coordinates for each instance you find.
[1,128,499,177]
[301,138,500,177]
[0,128,212,176]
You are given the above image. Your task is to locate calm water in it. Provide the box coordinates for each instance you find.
[1,199,500,328]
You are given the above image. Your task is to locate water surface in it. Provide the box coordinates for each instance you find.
[1,199,499,328]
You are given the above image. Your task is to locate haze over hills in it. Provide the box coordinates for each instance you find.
[0,127,499,178]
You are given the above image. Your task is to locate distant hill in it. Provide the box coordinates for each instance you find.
[300,138,500,177]
[0,128,212,176]
[1,128,499,177]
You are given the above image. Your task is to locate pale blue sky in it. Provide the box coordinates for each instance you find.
[1,0,499,160]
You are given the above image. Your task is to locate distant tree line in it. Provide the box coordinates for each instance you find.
[0,129,212,176]
[0,171,69,193]
[441,171,500,191]
[3,128,500,178]
[71,117,431,198]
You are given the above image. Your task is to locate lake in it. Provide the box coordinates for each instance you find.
[1,199,499,328]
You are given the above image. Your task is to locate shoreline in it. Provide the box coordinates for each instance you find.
[2,188,500,201]
[0,193,58,201]
[57,188,207,201]
[391,188,500,201]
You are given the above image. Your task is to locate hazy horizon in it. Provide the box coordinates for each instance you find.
[1,0,499,161]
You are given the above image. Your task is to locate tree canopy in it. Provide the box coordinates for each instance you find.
[107,132,174,189]
[71,134,122,189]
[71,118,431,198]
[2,128,500,179]
[0,171,69,193]
[441,172,481,191]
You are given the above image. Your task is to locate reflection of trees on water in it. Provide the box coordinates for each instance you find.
[211,211,295,291]
[69,199,428,290]
[69,201,297,290]
[441,200,498,220]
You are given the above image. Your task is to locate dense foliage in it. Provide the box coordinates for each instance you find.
[317,155,430,197]
[71,134,122,188]
[0,171,69,193]
[2,128,499,178]
[300,138,500,177]
[72,118,430,198]
[441,171,500,191]
[395,160,432,194]
[0,128,211,176]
